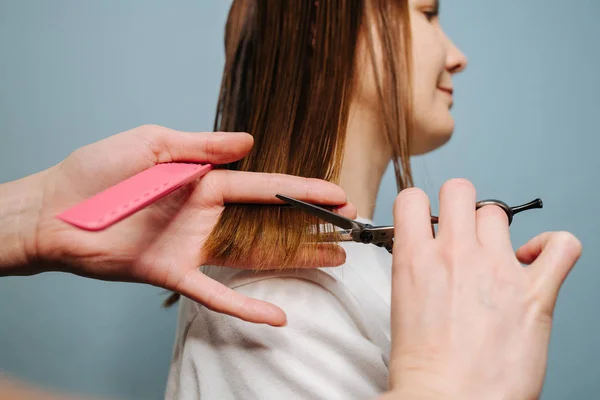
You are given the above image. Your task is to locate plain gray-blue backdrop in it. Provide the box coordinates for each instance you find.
[0,1,597,399]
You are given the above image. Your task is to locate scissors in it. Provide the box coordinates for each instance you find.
[275,194,543,254]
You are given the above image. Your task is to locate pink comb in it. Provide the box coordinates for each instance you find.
[56,162,212,231]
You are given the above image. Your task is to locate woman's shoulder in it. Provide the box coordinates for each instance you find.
[200,264,343,292]
[166,246,393,399]
[167,268,390,400]
[193,265,362,323]
[187,241,393,327]
[199,240,392,291]
[177,243,392,342]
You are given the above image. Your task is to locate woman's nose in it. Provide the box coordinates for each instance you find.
[446,39,468,74]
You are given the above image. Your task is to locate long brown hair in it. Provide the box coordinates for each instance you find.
[202,0,414,267]
[164,0,414,307]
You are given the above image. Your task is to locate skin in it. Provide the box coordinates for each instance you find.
[0,125,357,327]
[340,0,467,219]
[0,1,583,398]
[381,183,581,399]
[340,1,583,398]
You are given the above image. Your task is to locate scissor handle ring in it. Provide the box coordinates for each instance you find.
[475,199,513,226]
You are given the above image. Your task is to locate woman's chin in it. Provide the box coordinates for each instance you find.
[410,122,455,155]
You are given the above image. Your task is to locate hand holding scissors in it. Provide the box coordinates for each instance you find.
[277,191,543,252]
[282,179,581,400]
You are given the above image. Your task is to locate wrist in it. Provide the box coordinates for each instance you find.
[378,388,446,400]
[0,170,47,276]
[387,370,506,400]
[383,383,458,400]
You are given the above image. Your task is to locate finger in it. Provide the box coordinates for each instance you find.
[476,204,512,251]
[209,170,349,206]
[437,178,477,241]
[173,270,288,326]
[515,232,554,265]
[333,202,358,220]
[522,231,582,308]
[393,187,434,251]
[137,125,255,164]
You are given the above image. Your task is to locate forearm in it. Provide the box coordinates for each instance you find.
[378,373,508,400]
[378,386,453,400]
[378,392,444,400]
[0,374,104,400]
[0,171,46,276]
[379,387,485,400]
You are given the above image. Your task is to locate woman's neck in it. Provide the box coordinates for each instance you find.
[339,103,391,220]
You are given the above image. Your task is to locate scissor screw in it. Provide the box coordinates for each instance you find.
[360,231,374,243]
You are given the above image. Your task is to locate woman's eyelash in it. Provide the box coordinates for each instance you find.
[423,6,439,21]
[424,10,439,21]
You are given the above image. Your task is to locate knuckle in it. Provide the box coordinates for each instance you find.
[304,178,317,201]
[439,238,471,265]
[136,124,177,143]
[439,241,458,263]
[201,170,217,186]
[477,203,508,221]
[268,173,286,194]
[205,285,229,311]
[191,171,224,208]
[139,123,160,131]
[136,124,165,137]
[133,125,167,160]
[203,171,224,193]
[203,134,217,159]
[169,267,190,294]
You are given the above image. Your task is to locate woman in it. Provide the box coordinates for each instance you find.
[166,0,469,398]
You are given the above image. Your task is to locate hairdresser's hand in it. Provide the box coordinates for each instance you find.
[2,124,356,326]
[383,179,582,400]
[0,374,104,400]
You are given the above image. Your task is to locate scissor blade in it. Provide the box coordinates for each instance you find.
[317,230,354,242]
[275,194,359,230]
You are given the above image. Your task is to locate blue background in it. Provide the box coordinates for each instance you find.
[0,1,597,399]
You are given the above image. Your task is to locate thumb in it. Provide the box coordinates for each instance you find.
[133,125,254,165]
[519,231,582,310]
